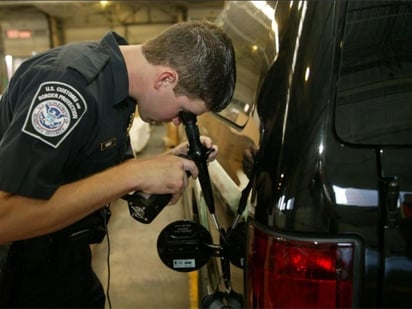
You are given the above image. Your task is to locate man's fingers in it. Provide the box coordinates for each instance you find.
[168,193,181,205]
[181,157,198,178]
[199,136,214,149]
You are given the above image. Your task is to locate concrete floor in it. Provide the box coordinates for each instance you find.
[91,123,191,309]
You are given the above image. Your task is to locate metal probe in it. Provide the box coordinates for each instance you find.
[179,111,222,231]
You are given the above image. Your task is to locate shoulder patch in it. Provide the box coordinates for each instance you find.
[22,81,88,148]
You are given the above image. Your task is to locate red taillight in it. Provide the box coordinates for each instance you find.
[246,223,356,308]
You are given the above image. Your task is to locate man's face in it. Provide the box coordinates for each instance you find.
[137,88,208,125]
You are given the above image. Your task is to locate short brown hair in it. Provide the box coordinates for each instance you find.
[142,21,236,112]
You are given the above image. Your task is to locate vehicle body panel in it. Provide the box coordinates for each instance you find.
[182,0,412,307]
[249,0,412,307]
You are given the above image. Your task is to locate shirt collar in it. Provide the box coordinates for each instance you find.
[101,32,131,106]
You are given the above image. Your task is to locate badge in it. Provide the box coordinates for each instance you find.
[100,138,117,151]
[22,81,88,148]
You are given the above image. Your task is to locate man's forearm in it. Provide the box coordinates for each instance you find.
[0,159,137,244]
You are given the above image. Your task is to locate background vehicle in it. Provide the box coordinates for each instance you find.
[181,0,412,308]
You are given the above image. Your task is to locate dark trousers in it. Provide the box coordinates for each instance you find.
[0,236,105,308]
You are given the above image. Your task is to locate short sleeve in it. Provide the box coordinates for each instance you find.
[0,66,96,199]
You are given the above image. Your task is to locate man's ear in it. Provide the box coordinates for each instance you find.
[154,70,177,89]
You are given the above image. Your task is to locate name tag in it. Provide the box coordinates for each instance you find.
[100,138,117,151]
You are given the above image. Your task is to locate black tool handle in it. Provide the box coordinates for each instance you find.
[179,111,216,215]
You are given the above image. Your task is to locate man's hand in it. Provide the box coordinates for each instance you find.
[129,154,198,205]
[168,136,218,162]
[243,145,258,179]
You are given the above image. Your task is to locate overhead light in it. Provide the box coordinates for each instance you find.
[100,1,109,8]
[250,1,273,21]
[6,29,32,39]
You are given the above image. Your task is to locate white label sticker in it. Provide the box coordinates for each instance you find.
[173,259,196,269]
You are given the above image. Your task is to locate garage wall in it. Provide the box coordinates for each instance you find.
[0,3,223,85]
[1,7,50,58]
[1,5,222,56]
[65,24,173,44]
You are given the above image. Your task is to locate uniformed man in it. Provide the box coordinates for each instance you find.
[0,21,236,307]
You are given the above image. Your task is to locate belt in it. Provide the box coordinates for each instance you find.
[8,234,93,276]
[6,206,111,273]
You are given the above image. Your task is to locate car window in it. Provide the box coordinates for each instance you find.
[335,1,412,147]
[215,1,277,128]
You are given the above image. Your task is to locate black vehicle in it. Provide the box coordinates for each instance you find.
[245,0,412,307]
[161,1,412,308]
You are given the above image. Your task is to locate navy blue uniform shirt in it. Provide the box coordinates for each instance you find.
[0,32,136,200]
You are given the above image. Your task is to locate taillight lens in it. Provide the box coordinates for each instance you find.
[246,222,356,308]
